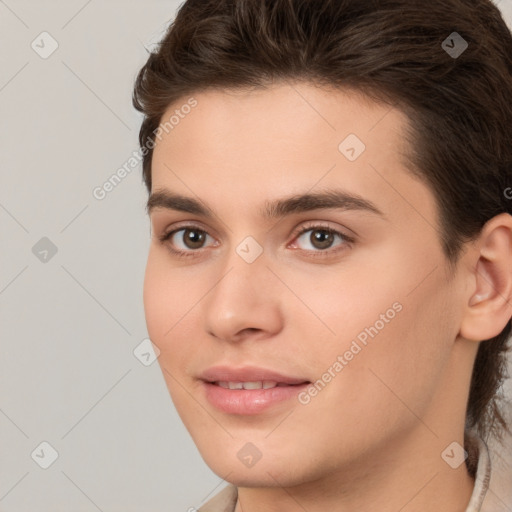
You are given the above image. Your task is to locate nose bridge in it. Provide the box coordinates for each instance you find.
[214,229,269,289]
[203,238,283,341]
[210,241,269,310]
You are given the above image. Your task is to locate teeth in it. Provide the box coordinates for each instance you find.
[216,381,279,390]
[241,381,262,390]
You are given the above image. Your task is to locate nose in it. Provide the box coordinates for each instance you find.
[203,248,284,344]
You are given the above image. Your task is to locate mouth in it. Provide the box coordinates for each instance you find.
[211,380,308,389]
[199,366,311,415]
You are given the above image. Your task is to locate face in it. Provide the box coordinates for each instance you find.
[144,82,469,488]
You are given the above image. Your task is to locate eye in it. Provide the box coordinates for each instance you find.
[289,223,354,256]
[158,222,354,260]
[158,225,216,258]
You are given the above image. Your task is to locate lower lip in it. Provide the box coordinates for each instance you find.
[202,381,310,415]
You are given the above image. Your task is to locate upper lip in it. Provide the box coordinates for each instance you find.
[199,365,310,385]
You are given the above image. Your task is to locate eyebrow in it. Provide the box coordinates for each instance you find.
[146,188,385,219]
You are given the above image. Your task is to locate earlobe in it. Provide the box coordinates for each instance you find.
[459,213,512,342]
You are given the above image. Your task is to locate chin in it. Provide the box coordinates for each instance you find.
[199,447,311,488]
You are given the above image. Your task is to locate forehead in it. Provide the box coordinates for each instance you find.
[150,82,436,229]
[154,82,407,158]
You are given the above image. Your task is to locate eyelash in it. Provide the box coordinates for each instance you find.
[157,222,355,260]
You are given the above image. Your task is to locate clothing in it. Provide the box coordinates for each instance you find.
[465,433,492,511]
[198,432,494,512]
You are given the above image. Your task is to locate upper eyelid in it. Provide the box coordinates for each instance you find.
[161,220,349,236]
[152,208,360,235]
[160,221,215,241]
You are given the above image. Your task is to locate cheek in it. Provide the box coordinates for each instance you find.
[143,249,197,339]
[316,271,456,435]
[277,255,404,347]
[142,250,201,388]
[291,248,457,416]
[143,252,171,341]
[143,253,198,408]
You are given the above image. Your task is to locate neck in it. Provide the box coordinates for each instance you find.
[234,427,476,512]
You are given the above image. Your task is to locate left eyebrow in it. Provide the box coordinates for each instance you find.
[146,188,385,219]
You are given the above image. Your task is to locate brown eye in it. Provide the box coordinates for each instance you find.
[308,229,336,250]
[159,225,215,255]
[294,226,348,252]
[179,228,207,249]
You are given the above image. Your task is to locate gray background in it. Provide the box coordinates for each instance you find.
[1,1,511,510]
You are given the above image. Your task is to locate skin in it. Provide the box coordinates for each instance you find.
[144,82,512,512]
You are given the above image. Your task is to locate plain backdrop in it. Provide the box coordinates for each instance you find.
[1,1,511,510]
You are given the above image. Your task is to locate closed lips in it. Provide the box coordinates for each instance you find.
[199,365,311,387]
[215,381,306,389]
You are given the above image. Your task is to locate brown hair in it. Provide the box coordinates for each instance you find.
[132,0,512,444]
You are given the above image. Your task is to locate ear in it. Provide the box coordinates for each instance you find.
[459,213,512,342]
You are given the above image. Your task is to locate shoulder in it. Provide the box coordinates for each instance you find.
[198,484,238,512]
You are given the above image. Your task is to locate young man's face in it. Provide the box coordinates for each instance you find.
[144,83,475,488]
